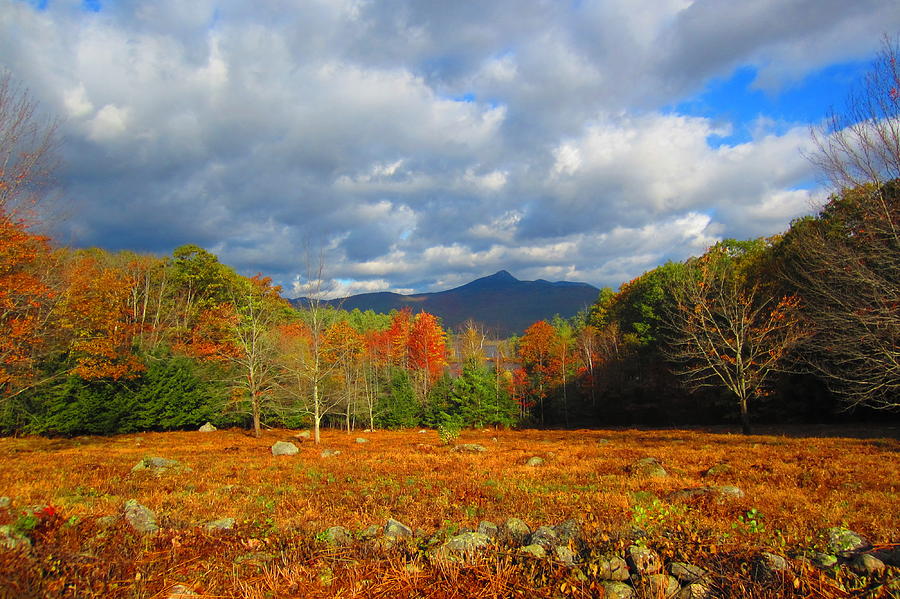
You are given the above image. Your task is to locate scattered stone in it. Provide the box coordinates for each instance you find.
[500,517,531,544]
[825,527,869,555]
[677,582,713,599]
[667,486,744,501]
[528,526,559,549]
[435,532,492,563]
[669,562,708,584]
[384,518,413,540]
[628,457,667,478]
[355,438,369,444]
[593,554,631,581]
[317,565,334,586]
[0,497,10,509]
[363,429,372,433]
[476,520,498,539]
[271,441,299,456]
[553,520,581,544]
[198,422,216,432]
[520,544,547,559]
[359,524,381,539]
[167,584,199,598]
[321,449,341,458]
[525,456,545,467]
[418,429,429,434]
[452,444,487,453]
[323,526,353,546]
[851,553,886,576]
[627,545,662,576]
[753,552,791,582]
[554,545,578,566]
[810,552,838,569]
[638,573,679,598]
[123,499,158,535]
[204,518,235,531]
[131,456,181,473]
[0,524,31,550]
[600,581,635,599]
[702,463,732,477]
[294,430,311,440]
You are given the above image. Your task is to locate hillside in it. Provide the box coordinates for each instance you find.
[291,270,600,334]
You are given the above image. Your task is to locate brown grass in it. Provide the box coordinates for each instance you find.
[0,426,897,598]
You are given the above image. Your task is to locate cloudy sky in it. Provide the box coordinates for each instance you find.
[3,1,898,297]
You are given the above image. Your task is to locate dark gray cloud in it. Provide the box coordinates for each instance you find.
[1,0,897,295]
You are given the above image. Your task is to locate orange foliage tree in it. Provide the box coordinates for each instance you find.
[517,320,562,424]
[57,253,145,380]
[323,320,365,431]
[0,211,53,395]
[408,311,448,402]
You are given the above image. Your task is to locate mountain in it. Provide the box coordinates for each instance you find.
[291,270,600,335]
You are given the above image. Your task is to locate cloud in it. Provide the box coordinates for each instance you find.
[1,0,897,299]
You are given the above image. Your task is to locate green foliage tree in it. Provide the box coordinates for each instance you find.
[449,364,518,428]
[375,368,420,429]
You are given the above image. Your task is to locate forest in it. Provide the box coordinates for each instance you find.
[1,41,898,440]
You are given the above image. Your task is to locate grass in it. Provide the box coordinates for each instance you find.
[0,426,897,597]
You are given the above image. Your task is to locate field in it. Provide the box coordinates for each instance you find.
[0,426,898,598]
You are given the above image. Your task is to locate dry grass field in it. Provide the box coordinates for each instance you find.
[0,426,897,598]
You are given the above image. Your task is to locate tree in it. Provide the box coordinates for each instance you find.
[0,72,59,219]
[777,183,899,409]
[517,320,561,424]
[665,241,807,434]
[408,311,448,402]
[323,320,365,431]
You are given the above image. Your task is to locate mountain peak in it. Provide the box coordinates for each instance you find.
[485,270,517,282]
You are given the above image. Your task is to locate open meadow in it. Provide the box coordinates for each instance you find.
[1,426,898,598]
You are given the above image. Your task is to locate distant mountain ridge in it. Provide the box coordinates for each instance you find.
[291,270,600,335]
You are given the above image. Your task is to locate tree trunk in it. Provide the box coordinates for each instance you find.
[313,382,321,444]
[252,393,261,438]
[739,397,752,435]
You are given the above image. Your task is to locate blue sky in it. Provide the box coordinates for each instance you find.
[2,0,898,297]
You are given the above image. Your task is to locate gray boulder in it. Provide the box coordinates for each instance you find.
[323,525,353,546]
[752,552,791,582]
[123,499,159,535]
[271,441,299,456]
[667,486,744,501]
[638,574,679,598]
[553,519,581,544]
[554,545,578,566]
[677,582,713,599]
[851,553,886,576]
[825,527,869,555]
[131,456,181,473]
[355,437,369,444]
[593,553,630,581]
[669,562,708,584]
[294,430,311,440]
[500,517,531,544]
[321,449,341,458]
[384,518,413,540]
[626,545,662,576]
[435,532,492,563]
[527,526,558,549]
[702,463,732,477]
[520,544,547,558]
[476,520,498,539]
[167,584,199,598]
[452,444,487,453]
[204,518,235,531]
[600,581,635,599]
[0,497,10,510]
[525,456,545,467]
[0,524,31,550]
[628,457,667,478]
[198,422,216,432]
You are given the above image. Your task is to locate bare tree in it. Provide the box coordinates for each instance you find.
[0,72,60,220]
[665,242,807,434]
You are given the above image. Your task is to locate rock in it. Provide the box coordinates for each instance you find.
[435,532,492,563]
[600,581,635,599]
[638,574,679,598]
[528,526,559,549]
[825,527,869,555]
[520,544,547,559]
[198,422,216,432]
[500,517,531,544]
[669,562,708,584]
[667,486,743,501]
[355,437,369,444]
[452,444,487,453]
[131,456,181,473]
[810,552,838,569]
[553,520,581,544]
[0,524,31,550]
[0,497,10,509]
[476,520,498,539]
[294,430,311,440]
[525,456,545,467]
[167,584,199,598]
[359,524,381,539]
[627,545,662,576]
[271,441,299,456]
[677,582,713,599]
[123,499,158,535]
[554,545,578,566]
[96,515,119,529]
[872,546,900,567]
[204,518,235,531]
[593,554,630,581]
[317,565,334,587]
[851,553,886,576]
[702,463,732,477]
[628,457,667,478]
[753,552,791,582]
[323,526,353,546]
[384,518,413,540]
[321,449,341,458]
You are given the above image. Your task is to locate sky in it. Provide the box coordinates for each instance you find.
[3,0,899,298]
